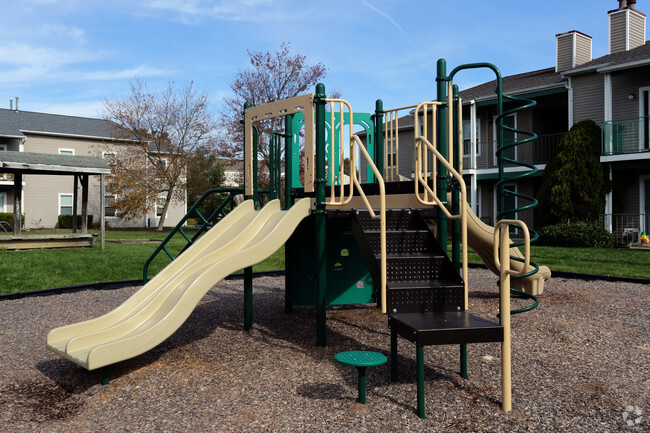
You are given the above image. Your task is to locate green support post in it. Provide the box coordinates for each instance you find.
[285,114,294,209]
[417,345,425,419]
[314,83,328,347]
[436,59,449,254]
[242,101,254,330]
[373,100,384,180]
[390,329,398,382]
[244,266,253,330]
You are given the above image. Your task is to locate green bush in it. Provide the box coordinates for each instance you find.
[538,221,613,248]
[0,212,24,228]
[58,214,94,229]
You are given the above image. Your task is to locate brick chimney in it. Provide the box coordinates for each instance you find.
[556,30,592,72]
[609,0,646,54]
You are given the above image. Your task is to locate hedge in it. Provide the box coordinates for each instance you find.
[538,221,613,248]
[0,212,24,228]
[58,214,94,229]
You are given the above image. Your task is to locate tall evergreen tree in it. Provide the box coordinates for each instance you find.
[537,119,609,224]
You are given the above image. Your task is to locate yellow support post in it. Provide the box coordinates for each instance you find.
[493,219,530,412]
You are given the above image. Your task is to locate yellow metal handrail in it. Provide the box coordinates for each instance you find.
[414,134,469,308]
[493,219,531,413]
[324,98,387,313]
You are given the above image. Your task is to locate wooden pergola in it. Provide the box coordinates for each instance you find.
[0,151,112,249]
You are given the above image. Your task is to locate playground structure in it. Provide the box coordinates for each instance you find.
[47,59,551,417]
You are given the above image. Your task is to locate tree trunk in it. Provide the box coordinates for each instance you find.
[156,187,175,232]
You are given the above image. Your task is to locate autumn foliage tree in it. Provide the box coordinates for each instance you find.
[219,43,337,183]
[101,79,216,230]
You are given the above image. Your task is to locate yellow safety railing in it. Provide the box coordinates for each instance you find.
[413,96,469,308]
[325,98,387,313]
[382,104,418,182]
[493,219,531,412]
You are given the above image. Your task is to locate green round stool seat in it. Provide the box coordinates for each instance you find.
[335,351,387,404]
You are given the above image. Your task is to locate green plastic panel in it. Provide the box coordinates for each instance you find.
[285,215,375,306]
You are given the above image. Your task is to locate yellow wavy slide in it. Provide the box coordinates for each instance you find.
[465,205,551,296]
[47,198,311,370]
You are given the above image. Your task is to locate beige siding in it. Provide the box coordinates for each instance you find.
[575,34,592,65]
[629,11,646,50]
[20,133,186,229]
[556,33,574,72]
[572,74,604,123]
[609,11,628,53]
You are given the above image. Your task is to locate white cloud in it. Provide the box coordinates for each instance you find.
[145,0,302,22]
[361,0,413,46]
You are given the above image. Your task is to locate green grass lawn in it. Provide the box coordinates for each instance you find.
[1,228,647,294]
[0,229,285,294]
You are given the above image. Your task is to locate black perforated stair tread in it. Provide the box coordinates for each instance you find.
[388,311,503,346]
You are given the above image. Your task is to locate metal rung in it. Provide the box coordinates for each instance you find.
[162,246,175,260]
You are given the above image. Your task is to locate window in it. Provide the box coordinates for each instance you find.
[462,119,481,157]
[156,198,166,217]
[0,144,7,151]
[59,194,73,215]
[0,192,6,212]
[102,151,117,165]
[58,148,75,156]
[105,195,116,217]
[160,158,168,169]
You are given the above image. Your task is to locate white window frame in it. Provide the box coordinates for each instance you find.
[0,144,7,151]
[0,192,6,212]
[156,197,167,218]
[641,175,650,233]
[493,113,517,166]
[105,195,118,218]
[462,119,481,157]
[102,151,117,164]
[58,193,74,216]
[58,148,75,156]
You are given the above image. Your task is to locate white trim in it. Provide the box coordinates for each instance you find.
[605,165,613,232]
[58,148,75,156]
[641,175,650,233]
[0,192,6,212]
[58,192,74,216]
[597,58,650,73]
[600,152,650,163]
[567,78,574,127]
[19,129,125,142]
[604,73,612,123]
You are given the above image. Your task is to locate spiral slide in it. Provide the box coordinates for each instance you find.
[46,199,312,370]
[465,206,551,296]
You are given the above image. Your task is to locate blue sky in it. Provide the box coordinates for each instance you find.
[0,0,624,119]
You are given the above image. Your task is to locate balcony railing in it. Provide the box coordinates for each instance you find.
[462,133,565,170]
[602,117,650,155]
[600,213,649,246]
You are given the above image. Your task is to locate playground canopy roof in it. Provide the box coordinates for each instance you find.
[0,151,111,176]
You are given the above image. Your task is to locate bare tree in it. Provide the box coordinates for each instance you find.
[101,79,216,231]
[219,42,337,174]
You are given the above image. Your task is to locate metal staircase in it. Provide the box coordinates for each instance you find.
[352,207,504,419]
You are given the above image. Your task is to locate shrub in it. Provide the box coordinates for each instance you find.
[0,212,24,228]
[58,215,94,229]
[537,119,609,226]
[538,221,613,248]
